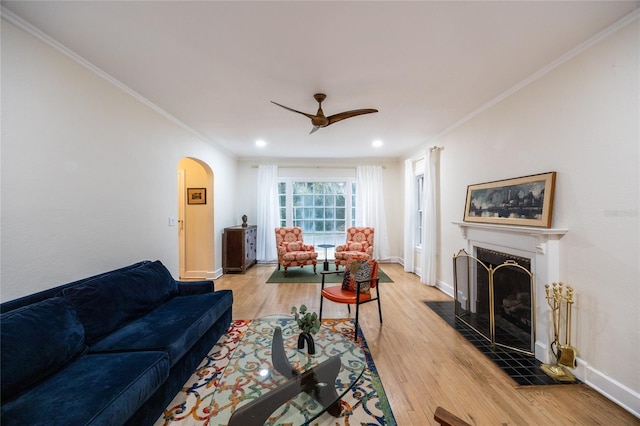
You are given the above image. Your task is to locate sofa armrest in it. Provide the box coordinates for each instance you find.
[177,280,214,295]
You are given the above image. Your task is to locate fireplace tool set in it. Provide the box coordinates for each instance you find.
[541,282,578,382]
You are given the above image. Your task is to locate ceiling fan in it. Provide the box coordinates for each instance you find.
[271,93,378,134]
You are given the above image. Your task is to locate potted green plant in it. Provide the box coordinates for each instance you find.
[291,304,320,354]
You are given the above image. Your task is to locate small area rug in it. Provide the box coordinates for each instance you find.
[266,266,393,284]
[155,319,397,426]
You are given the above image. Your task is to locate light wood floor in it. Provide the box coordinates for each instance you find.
[213,263,639,425]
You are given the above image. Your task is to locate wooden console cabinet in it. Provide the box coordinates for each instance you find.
[223,225,257,273]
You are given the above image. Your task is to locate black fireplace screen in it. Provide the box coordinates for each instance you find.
[453,248,535,355]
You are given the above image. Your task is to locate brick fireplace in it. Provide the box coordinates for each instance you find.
[454,221,567,363]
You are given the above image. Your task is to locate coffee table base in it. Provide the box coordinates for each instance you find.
[228,327,342,425]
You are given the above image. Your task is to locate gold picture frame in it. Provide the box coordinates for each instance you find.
[463,172,556,227]
[187,188,206,205]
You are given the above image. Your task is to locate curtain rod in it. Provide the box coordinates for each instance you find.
[251,165,385,169]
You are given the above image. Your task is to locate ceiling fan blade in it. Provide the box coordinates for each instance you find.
[273,94,378,133]
[327,108,378,125]
[271,101,316,120]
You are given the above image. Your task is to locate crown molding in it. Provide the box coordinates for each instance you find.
[426,8,640,145]
[0,6,237,160]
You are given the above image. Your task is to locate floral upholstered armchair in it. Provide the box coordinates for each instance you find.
[275,227,318,275]
[334,226,375,269]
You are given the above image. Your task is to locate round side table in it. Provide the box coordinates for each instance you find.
[317,244,335,271]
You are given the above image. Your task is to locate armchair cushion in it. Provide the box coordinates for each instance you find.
[345,241,369,252]
[281,241,303,252]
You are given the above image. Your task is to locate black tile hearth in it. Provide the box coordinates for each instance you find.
[424,300,580,386]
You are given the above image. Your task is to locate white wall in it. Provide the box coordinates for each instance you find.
[235,159,404,261]
[1,20,238,300]
[434,20,639,414]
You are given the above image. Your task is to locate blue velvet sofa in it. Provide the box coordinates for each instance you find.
[1,260,233,426]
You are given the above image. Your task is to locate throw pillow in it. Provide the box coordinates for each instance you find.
[341,259,376,294]
[341,269,352,291]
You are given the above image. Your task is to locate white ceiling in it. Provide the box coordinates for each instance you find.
[3,1,638,160]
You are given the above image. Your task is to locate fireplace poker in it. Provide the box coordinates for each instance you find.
[558,285,577,368]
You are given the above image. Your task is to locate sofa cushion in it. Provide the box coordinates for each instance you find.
[177,280,213,296]
[1,297,86,402]
[89,290,233,366]
[63,260,178,344]
[0,351,169,426]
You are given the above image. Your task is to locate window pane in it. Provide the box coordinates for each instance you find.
[293,182,306,193]
[304,208,314,219]
[279,180,355,244]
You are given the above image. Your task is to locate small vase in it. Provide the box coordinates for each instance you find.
[297,332,316,355]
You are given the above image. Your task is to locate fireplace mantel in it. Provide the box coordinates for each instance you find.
[452,221,568,362]
[453,222,567,255]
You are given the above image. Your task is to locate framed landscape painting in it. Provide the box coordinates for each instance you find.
[463,172,556,228]
[187,188,206,205]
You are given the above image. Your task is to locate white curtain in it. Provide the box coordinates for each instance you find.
[256,165,279,262]
[356,165,390,260]
[403,159,415,272]
[420,147,440,285]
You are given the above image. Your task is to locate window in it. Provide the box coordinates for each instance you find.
[416,174,424,246]
[278,179,356,248]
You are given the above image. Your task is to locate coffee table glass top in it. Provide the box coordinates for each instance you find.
[208,315,366,425]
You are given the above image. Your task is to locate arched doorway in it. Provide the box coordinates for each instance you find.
[178,157,214,279]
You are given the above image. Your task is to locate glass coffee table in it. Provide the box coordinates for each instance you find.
[208,315,366,425]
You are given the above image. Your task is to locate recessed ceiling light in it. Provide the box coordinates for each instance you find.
[372,140,383,148]
[255,139,267,147]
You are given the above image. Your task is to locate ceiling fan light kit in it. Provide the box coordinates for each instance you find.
[271,93,378,134]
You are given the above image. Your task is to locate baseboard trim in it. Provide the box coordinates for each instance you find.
[581,362,640,418]
[181,270,216,280]
[436,279,454,297]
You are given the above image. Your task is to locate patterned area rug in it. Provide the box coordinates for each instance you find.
[155,319,397,426]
